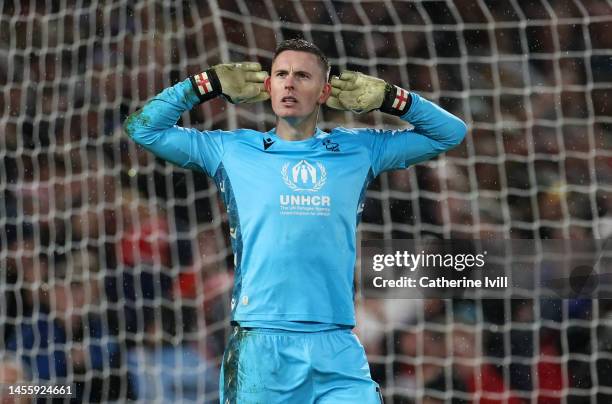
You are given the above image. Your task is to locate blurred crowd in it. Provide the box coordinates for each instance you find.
[1,0,611,403]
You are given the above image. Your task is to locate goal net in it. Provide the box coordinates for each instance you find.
[1,0,612,402]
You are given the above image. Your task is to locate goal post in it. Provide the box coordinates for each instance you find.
[2,0,612,402]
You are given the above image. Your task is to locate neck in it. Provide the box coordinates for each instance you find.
[275,107,319,141]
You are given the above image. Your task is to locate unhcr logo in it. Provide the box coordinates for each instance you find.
[279,160,332,216]
[281,160,327,192]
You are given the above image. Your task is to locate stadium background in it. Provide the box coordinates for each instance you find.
[1,0,611,402]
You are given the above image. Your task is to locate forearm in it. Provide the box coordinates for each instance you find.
[327,71,467,150]
[124,60,267,140]
[369,92,467,173]
[123,79,199,145]
[123,63,267,173]
[399,93,467,151]
[123,79,209,170]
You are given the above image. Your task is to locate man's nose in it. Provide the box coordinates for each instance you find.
[284,74,295,89]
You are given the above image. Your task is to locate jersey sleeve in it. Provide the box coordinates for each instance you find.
[365,92,467,176]
[123,78,225,177]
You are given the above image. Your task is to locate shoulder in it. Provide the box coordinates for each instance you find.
[229,128,267,144]
[196,128,257,136]
[215,128,265,138]
[234,128,263,136]
[197,127,264,142]
[329,126,363,136]
[333,125,415,139]
[329,126,394,137]
[212,128,270,153]
[327,126,381,147]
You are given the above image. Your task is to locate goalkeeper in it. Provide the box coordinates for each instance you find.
[124,39,466,403]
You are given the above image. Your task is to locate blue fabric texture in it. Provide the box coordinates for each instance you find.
[219,327,383,403]
[124,78,466,330]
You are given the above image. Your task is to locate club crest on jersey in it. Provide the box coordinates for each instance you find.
[322,139,340,152]
[281,160,327,192]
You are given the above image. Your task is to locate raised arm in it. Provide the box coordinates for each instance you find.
[326,70,467,174]
[123,63,269,175]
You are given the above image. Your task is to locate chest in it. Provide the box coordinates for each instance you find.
[218,143,372,218]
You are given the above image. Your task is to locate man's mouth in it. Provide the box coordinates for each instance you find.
[281,96,298,104]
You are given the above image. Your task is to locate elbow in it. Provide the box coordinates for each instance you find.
[123,110,148,143]
[448,118,467,149]
[123,112,138,140]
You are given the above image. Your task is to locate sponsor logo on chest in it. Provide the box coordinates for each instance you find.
[279,159,331,216]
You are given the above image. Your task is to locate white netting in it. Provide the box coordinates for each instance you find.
[1,0,612,402]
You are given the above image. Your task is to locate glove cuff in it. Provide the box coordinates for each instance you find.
[379,84,412,116]
[189,69,223,103]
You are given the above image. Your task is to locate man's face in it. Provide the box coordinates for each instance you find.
[266,50,331,120]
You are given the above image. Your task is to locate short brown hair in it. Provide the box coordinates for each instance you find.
[272,39,330,79]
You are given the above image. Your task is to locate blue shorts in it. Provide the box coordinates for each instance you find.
[220,326,383,404]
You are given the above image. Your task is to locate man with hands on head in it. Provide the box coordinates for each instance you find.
[125,38,466,403]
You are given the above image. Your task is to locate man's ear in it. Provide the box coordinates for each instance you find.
[264,76,271,94]
[318,82,332,104]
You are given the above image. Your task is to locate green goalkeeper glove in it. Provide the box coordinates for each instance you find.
[190,62,270,104]
[326,70,412,116]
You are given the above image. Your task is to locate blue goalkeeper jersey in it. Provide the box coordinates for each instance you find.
[124,79,466,328]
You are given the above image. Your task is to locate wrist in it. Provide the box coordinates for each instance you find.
[189,68,223,103]
[379,83,412,116]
